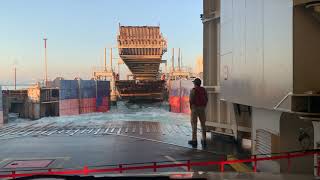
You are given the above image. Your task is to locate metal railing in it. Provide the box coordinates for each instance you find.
[0,149,319,179]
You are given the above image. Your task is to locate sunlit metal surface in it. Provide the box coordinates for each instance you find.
[219,0,320,111]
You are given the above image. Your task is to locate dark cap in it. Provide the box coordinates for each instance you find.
[192,78,201,86]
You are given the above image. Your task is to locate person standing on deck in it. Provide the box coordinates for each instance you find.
[188,78,208,148]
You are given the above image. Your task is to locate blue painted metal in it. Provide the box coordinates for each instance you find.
[59,80,79,100]
[96,80,110,106]
[79,80,96,99]
[181,80,193,97]
[169,80,180,97]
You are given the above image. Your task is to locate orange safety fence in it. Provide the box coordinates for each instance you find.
[0,149,319,179]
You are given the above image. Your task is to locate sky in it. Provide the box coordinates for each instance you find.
[0,0,203,84]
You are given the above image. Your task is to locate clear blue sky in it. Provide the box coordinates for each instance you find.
[0,0,203,84]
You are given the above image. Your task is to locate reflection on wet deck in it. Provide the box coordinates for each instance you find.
[0,120,240,154]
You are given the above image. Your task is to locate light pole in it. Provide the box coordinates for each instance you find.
[104,48,107,71]
[14,67,16,90]
[43,37,48,87]
[110,48,113,71]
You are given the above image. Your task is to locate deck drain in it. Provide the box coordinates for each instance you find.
[3,159,54,169]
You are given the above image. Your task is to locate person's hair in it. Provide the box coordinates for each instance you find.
[193,78,201,86]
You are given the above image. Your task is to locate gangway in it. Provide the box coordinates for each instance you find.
[116,25,167,100]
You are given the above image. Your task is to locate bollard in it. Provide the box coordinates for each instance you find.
[287,153,291,173]
[12,171,16,179]
[119,164,123,173]
[187,160,191,172]
[83,165,89,175]
[253,155,257,172]
[220,163,224,172]
[153,162,157,172]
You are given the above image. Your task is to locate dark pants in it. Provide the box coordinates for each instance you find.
[190,106,206,141]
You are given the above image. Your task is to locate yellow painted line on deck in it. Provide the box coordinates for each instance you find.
[227,155,252,172]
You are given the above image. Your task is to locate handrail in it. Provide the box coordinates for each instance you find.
[0,149,319,179]
[273,92,292,110]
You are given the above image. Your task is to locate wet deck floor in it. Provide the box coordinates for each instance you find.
[0,102,246,173]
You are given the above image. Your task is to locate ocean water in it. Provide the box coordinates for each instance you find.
[9,101,190,126]
[1,85,31,90]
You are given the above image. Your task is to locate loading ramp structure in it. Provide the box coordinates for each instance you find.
[116,25,167,100]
